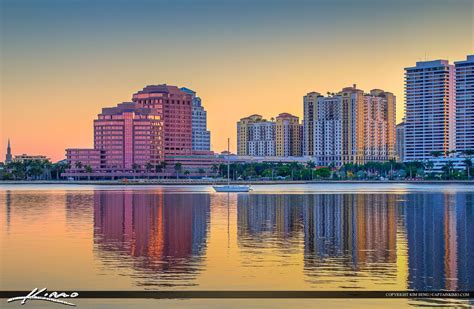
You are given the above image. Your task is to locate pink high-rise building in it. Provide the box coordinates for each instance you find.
[66,102,163,174]
[64,84,218,179]
[132,85,193,156]
[94,102,164,170]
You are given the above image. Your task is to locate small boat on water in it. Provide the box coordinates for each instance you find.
[213,138,252,193]
[213,185,252,192]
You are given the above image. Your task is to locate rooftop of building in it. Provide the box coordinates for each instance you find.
[405,59,451,70]
[180,87,196,95]
[132,84,187,97]
[454,55,474,65]
[99,102,161,116]
[276,112,298,119]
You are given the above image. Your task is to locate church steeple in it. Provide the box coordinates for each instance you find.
[5,139,12,164]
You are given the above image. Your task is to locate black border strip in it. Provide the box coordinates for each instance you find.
[1,291,473,299]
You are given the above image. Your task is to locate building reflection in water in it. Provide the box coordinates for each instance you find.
[404,192,474,291]
[303,194,398,273]
[93,190,210,287]
[237,195,303,243]
[237,192,474,290]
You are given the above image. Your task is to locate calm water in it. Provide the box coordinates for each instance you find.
[1,183,473,308]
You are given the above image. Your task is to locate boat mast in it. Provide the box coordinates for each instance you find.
[227,138,230,186]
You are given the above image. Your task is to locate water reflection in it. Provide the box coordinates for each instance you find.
[302,194,399,287]
[2,186,472,298]
[236,193,473,291]
[92,190,210,287]
[404,193,474,291]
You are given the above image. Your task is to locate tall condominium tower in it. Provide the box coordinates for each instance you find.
[363,89,396,162]
[237,114,263,155]
[404,60,455,161]
[180,87,211,151]
[132,85,193,156]
[248,121,276,156]
[275,113,302,157]
[304,85,396,166]
[303,92,321,156]
[454,55,474,152]
[237,115,276,156]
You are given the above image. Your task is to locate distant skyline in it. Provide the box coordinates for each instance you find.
[1,0,473,161]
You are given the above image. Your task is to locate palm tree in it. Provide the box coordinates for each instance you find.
[442,161,455,180]
[84,165,93,181]
[132,163,140,179]
[184,170,190,179]
[464,158,472,179]
[462,149,474,157]
[425,160,434,176]
[430,151,443,158]
[145,162,153,179]
[155,164,163,173]
[211,164,219,176]
[460,150,474,179]
[174,163,182,179]
[43,161,53,180]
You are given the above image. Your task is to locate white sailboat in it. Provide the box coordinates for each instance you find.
[213,138,252,192]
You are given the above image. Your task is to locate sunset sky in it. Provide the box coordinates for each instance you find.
[1,0,472,161]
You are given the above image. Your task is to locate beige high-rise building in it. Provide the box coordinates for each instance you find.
[303,92,321,156]
[237,114,270,155]
[275,113,302,157]
[304,85,396,166]
[362,89,396,162]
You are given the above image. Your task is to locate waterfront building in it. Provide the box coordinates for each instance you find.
[64,84,219,179]
[5,139,12,164]
[237,114,264,156]
[304,86,396,166]
[275,113,302,157]
[404,60,455,161]
[94,102,164,170]
[303,92,321,156]
[396,121,405,162]
[237,115,276,156]
[425,156,468,173]
[66,149,104,172]
[248,121,276,156]
[363,89,396,162]
[13,154,49,163]
[180,87,211,151]
[132,85,193,156]
[454,55,474,152]
[67,102,164,173]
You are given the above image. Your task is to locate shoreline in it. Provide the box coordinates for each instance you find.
[1,180,473,186]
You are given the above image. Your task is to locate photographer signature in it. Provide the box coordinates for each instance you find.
[7,288,78,306]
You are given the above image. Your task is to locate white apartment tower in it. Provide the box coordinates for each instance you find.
[180,87,211,151]
[404,60,455,161]
[454,55,474,152]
